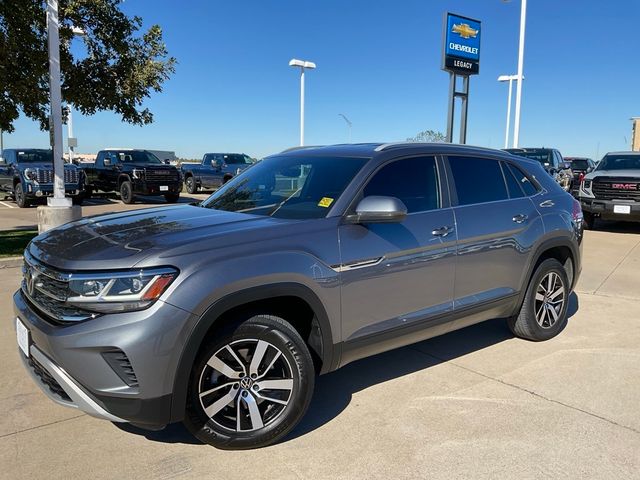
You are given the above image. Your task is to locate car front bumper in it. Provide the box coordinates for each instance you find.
[13,288,195,428]
[580,198,640,222]
[24,183,81,198]
[132,181,182,196]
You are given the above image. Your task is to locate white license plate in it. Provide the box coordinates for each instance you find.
[159,185,169,191]
[614,205,631,214]
[16,318,29,357]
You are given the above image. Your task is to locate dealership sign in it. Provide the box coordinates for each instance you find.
[442,13,481,75]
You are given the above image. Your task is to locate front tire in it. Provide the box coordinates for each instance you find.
[183,315,315,450]
[164,192,180,203]
[119,180,134,204]
[14,182,30,208]
[508,258,570,341]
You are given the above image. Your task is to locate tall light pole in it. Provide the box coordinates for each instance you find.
[498,74,521,148]
[338,113,352,143]
[508,0,528,148]
[46,0,68,207]
[289,59,316,146]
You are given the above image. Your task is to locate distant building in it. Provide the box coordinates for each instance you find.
[632,118,640,152]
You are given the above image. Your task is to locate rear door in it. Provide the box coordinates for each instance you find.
[445,155,543,313]
[338,155,457,347]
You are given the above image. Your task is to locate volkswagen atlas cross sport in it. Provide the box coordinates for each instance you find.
[14,143,583,450]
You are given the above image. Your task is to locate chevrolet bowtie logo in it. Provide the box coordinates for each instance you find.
[452,23,478,39]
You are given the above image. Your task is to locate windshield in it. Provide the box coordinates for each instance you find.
[16,150,52,163]
[597,154,640,171]
[113,150,162,164]
[510,150,552,166]
[570,159,589,170]
[201,155,367,219]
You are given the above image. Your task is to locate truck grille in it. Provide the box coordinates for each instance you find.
[36,168,79,184]
[144,168,179,183]
[22,251,94,325]
[592,178,640,201]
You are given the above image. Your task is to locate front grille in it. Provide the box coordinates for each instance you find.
[22,252,94,325]
[29,356,72,402]
[36,169,79,184]
[592,178,640,201]
[144,168,179,183]
[102,350,139,387]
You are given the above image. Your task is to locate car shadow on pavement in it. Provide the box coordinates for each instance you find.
[115,292,579,447]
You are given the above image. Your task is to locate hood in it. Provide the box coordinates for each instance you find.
[585,169,640,180]
[28,205,285,270]
[123,163,177,169]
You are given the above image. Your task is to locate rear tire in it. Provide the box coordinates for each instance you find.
[14,182,30,208]
[583,212,595,230]
[185,176,197,194]
[508,258,570,341]
[183,315,315,450]
[119,180,134,204]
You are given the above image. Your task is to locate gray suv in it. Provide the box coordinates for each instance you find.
[14,143,583,449]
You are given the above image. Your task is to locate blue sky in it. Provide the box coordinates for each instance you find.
[4,0,640,159]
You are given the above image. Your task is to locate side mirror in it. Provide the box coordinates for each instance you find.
[347,196,407,224]
[0,157,5,165]
[164,159,171,165]
[104,158,112,166]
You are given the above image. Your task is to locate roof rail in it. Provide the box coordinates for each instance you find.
[374,141,453,152]
[280,145,322,153]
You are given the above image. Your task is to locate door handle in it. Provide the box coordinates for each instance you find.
[512,214,528,224]
[539,200,555,208]
[432,226,454,237]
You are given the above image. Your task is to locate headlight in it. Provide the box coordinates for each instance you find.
[132,168,145,180]
[67,267,177,313]
[24,168,37,181]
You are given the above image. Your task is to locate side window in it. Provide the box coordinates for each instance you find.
[506,162,538,196]
[448,156,508,206]
[202,154,212,166]
[363,156,440,213]
[554,151,562,167]
[501,162,525,198]
[96,151,105,167]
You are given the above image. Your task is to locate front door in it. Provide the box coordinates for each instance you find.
[338,155,456,347]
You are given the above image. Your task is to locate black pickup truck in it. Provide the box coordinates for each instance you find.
[0,148,84,207]
[81,149,182,204]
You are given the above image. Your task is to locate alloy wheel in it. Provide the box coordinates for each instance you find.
[534,271,565,329]
[198,339,294,432]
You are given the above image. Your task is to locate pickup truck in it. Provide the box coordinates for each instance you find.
[181,153,253,194]
[80,149,182,204]
[579,151,640,228]
[0,148,84,208]
[505,147,574,192]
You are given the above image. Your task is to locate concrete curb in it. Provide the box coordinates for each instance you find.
[0,256,23,269]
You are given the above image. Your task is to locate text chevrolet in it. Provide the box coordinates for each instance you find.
[14,143,583,449]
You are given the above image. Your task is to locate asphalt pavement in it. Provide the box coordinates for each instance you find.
[1,228,640,479]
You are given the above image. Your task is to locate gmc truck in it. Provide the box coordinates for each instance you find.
[579,151,640,228]
[80,149,181,204]
[0,148,84,207]
[181,153,253,194]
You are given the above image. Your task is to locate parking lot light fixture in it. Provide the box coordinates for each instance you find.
[498,74,522,148]
[289,59,316,146]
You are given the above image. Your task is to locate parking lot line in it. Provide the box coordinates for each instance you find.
[0,201,15,208]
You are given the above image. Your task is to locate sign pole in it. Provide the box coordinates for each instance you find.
[446,73,455,143]
[442,12,481,146]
